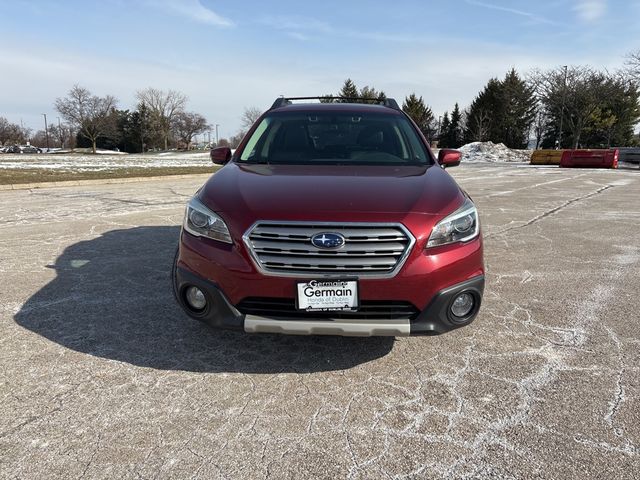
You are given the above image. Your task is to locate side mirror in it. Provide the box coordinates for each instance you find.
[438,149,461,168]
[211,146,232,165]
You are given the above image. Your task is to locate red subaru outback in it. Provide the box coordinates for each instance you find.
[172,97,484,336]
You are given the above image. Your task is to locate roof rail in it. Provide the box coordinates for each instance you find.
[270,96,401,111]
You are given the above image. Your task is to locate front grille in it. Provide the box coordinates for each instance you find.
[243,222,414,277]
[238,297,420,320]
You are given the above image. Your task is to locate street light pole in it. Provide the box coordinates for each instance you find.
[215,124,219,145]
[57,117,63,148]
[557,65,568,149]
[42,113,50,151]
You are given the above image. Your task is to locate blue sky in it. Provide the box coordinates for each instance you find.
[1,0,638,138]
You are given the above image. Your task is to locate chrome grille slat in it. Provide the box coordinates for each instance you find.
[244,222,415,278]
[256,251,404,257]
[252,239,406,255]
[251,226,404,239]
[260,254,397,267]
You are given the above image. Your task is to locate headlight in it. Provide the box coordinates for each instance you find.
[183,197,232,244]
[427,198,479,248]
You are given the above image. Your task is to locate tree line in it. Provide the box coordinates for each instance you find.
[326,49,640,150]
[2,50,639,153]
[1,86,212,153]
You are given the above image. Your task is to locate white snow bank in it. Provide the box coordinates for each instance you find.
[457,142,531,163]
[0,153,212,172]
[95,149,127,155]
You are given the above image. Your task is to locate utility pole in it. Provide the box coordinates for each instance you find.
[557,65,568,149]
[57,117,63,148]
[215,124,220,145]
[42,113,50,151]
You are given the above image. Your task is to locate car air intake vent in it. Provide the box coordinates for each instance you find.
[238,298,420,320]
[243,222,414,277]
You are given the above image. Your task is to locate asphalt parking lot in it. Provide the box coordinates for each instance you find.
[1,164,639,479]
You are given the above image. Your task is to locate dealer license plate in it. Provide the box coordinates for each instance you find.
[296,280,359,312]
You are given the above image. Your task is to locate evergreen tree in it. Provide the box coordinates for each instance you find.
[319,94,336,103]
[501,69,537,148]
[359,85,386,104]
[328,79,387,104]
[464,70,536,148]
[439,112,451,147]
[442,103,463,148]
[117,110,143,153]
[338,79,359,101]
[465,78,502,144]
[402,94,435,140]
[579,77,640,147]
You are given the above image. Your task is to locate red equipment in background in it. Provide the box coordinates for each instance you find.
[560,149,619,169]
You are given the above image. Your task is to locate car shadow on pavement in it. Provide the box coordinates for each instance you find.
[14,226,394,373]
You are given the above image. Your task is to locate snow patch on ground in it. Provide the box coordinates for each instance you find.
[94,149,128,155]
[0,152,212,172]
[458,142,532,163]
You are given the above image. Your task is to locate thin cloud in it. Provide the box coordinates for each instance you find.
[258,15,331,41]
[465,0,558,25]
[286,32,310,41]
[344,30,428,44]
[258,15,333,34]
[147,0,234,27]
[259,15,428,44]
[573,0,607,22]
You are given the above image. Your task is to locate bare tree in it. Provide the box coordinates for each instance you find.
[625,50,640,82]
[18,126,31,145]
[229,131,245,148]
[532,110,548,149]
[171,111,210,149]
[468,108,491,142]
[240,107,263,130]
[531,67,609,148]
[55,85,117,153]
[0,117,29,146]
[30,130,49,148]
[136,88,188,150]
[0,117,12,145]
[47,123,71,148]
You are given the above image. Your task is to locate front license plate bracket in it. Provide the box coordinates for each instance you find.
[296,280,359,312]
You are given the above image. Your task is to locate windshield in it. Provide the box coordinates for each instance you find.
[238,111,432,166]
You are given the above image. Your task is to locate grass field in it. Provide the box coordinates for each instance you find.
[0,166,217,185]
[0,151,218,185]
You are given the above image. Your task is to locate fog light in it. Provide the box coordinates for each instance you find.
[451,292,474,318]
[185,286,207,311]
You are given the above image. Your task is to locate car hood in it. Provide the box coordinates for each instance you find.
[199,163,463,219]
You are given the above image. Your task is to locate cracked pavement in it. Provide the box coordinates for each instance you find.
[1,164,639,479]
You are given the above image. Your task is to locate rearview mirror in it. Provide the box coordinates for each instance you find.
[438,149,461,168]
[211,147,232,165]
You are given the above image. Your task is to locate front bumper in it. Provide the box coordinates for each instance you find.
[173,266,484,336]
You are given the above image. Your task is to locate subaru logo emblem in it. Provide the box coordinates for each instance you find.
[311,232,345,249]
